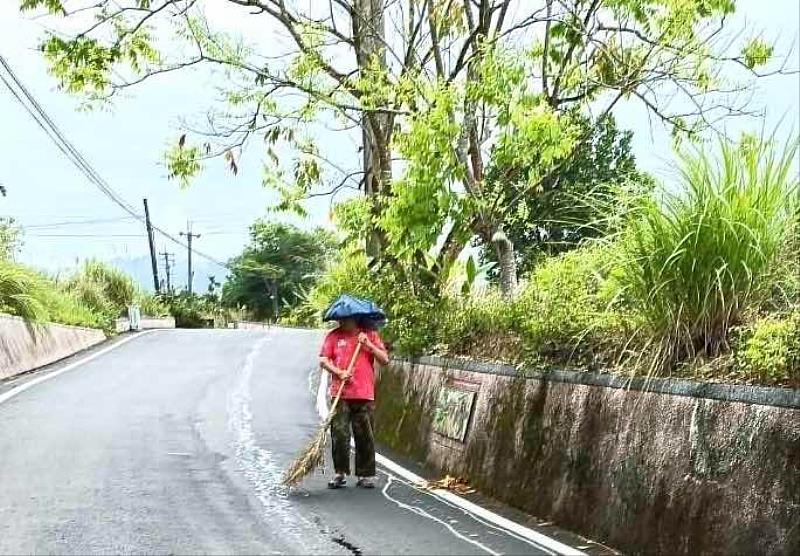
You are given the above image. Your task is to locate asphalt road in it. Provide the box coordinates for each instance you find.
[0,328,577,555]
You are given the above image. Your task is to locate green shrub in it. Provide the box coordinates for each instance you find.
[288,251,445,355]
[0,261,48,322]
[436,292,520,362]
[66,260,136,319]
[435,245,627,368]
[0,260,109,330]
[610,135,799,370]
[137,293,168,317]
[513,244,625,368]
[159,292,212,328]
[733,310,800,385]
[41,286,107,329]
[160,291,235,328]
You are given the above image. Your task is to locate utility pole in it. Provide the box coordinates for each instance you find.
[143,198,160,293]
[160,249,175,293]
[180,223,201,294]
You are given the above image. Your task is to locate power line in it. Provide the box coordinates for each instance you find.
[0,57,139,217]
[22,216,138,229]
[24,233,146,238]
[0,52,230,270]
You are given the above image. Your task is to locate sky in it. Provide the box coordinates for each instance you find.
[0,0,798,290]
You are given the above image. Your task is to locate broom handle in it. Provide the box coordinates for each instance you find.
[328,341,362,417]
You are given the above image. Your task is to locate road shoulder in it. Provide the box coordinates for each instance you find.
[0,331,142,399]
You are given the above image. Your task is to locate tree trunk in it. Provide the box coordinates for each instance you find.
[491,227,518,297]
[362,119,383,259]
[354,0,389,260]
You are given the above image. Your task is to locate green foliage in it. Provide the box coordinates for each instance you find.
[741,38,774,69]
[22,0,781,294]
[484,114,654,277]
[0,261,48,322]
[39,284,107,329]
[222,220,336,320]
[610,134,799,368]
[66,260,136,318]
[0,217,21,261]
[435,293,520,362]
[490,99,579,187]
[512,246,623,366]
[159,291,231,329]
[331,198,372,246]
[1,256,170,332]
[57,260,138,330]
[166,142,202,187]
[381,82,461,259]
[733,310,800,385]
[42,25,158,100]
[20,0,64,15]
[0,260,107,330]
[438,245,625,368]
[136,292,168,317]
[287,251,445,355]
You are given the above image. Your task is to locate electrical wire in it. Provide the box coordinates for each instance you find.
[24,234,148,238]
[22,216,138,229]
[0,52,230,270]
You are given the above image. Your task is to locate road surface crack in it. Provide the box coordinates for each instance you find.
[331,534,363,556]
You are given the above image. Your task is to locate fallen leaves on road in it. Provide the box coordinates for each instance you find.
[421,475,476,495]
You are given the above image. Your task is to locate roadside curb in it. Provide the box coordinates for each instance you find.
[313,366,586,556]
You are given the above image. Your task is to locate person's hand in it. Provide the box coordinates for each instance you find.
[358,332,371,347]
[336,368,352,381]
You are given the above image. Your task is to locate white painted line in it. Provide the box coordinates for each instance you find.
[0,331,155,406]
[314,374,585,556]
[381,475,502,556]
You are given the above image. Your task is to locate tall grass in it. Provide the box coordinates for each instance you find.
[65,260,136,318]
[0,261,48,322]
[613,134,799,370]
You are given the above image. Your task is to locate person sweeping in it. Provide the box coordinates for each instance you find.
[319,315,389,489]
[281,294,388,488]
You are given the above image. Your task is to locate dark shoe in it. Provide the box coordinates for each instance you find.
[356,477,376,489]
[327,475,347,489]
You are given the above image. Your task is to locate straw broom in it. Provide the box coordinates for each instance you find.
[282,342,362,486]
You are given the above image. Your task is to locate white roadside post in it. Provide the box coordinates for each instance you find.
[129,305,141,331]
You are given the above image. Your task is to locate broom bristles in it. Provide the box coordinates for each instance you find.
[282,342,362,487]
[282,412,336,486]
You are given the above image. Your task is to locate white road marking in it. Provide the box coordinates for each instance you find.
[381,474,502,556]
[0,331,155,407]
[381,469,558,555]
[1,327,586,556]
[314,369,585,556]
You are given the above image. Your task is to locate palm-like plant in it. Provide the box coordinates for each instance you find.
[0,261,47,322]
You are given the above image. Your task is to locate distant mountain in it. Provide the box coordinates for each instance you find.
[110,255,226,293]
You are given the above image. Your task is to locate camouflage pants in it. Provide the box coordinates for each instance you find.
[330,400,376,477]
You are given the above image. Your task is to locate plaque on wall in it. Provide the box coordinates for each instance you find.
[432,383,477,442]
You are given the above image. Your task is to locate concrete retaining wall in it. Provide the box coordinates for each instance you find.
[0,314,106,380]
[375,358,800,555]
[140,317,175,329]
[115,316,176,333]
[234,321,272,330]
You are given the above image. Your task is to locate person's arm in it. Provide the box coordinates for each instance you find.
[319,356,350,380]
[319,334,350,380]
[358,332,389,366]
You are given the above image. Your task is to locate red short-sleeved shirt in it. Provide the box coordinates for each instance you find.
[320,328,385,401]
